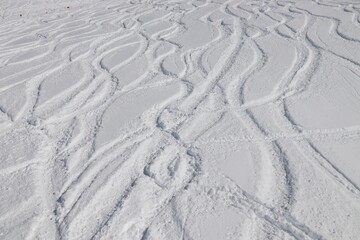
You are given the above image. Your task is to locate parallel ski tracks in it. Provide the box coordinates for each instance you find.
[1,0,360,239]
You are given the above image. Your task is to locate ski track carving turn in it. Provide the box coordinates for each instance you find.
[1,0,360,239]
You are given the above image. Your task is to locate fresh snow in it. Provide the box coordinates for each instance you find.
[0,0,360,239]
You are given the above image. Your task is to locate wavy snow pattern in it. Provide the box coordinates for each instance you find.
[0,0,360,239]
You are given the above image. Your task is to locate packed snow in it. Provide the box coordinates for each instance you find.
[0,0,360,239]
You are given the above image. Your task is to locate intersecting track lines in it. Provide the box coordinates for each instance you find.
[1,0,360,239]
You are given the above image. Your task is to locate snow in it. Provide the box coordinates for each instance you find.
[0,0,360,239]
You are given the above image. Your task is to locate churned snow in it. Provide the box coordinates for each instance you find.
[0,0,360,239]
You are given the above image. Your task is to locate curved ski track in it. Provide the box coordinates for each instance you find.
[1,0,360,239]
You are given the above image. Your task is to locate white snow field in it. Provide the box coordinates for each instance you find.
[1,0,360,239]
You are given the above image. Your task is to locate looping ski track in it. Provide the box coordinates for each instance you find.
[1,0,360,239]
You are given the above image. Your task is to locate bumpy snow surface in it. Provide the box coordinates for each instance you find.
[1,0,360,239]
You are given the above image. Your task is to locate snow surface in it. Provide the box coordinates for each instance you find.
[0,0,360,239]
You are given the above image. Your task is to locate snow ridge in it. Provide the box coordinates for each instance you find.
[0,0,360,239]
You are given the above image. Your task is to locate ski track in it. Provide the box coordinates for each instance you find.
[1,0,360,239]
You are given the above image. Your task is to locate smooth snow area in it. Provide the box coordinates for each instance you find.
[1,0,360,239]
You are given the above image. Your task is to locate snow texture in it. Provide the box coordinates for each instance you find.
[0,0,360,239]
